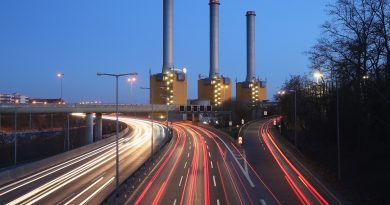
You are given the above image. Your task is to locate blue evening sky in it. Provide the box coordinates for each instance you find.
[0,0,333,104]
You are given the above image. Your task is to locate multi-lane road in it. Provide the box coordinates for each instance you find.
[127,121,281,205]
[0,117,168,205]
[127,119,341,205]
[237,119,342,205]
[0,117,341,205]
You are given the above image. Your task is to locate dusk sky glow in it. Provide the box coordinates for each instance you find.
[0,0,333,103]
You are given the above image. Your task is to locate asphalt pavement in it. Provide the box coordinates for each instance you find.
[127,122,283,205]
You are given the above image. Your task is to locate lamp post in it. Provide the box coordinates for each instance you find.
[127,76,137,104]
[57,73,64,100]
[97,72,138,189]
[140,87,154,156]
[290,90,297,147]
[278,90,297,147]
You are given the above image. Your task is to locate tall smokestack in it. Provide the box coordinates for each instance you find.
[209,0,220,78]
[162,0,174,73]
[246,11,256,82]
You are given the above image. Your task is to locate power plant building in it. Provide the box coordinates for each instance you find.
[150,0,188,105]
[236,11,267,104]
[198,0,232,107]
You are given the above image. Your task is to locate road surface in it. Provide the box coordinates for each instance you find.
[0,117,167,205]
[128,119,342,205]
[238,118,342,205]
[127,122,282,205]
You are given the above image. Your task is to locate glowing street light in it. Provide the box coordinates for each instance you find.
[127,76,137,104]
[314,70,323,84]
[57,72,64,100]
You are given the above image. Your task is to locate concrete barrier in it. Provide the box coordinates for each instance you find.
[0,127,130,186]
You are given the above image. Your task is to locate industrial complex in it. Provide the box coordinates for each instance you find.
[149,0,267,107]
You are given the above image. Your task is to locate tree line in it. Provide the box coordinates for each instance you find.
[279,0,390,204]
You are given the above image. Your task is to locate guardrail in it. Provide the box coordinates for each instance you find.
[0,104,180,114]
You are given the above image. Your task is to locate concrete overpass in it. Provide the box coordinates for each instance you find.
[0,104,179,114]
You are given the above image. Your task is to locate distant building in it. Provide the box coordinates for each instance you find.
[0,93,29,104]
[30,98,64,105]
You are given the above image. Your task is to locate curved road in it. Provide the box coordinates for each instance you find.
[127,119,341,205]
[127,122,282,205]
[0,117,167,205]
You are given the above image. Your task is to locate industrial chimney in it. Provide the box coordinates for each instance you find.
[162,0,174,73]
[150,0,188,106]
[209,0,220,78]
[246,11,256,82]
[198,0,232,106]
[236,11,267,104]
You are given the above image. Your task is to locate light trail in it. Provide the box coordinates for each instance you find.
[187,125,255,187]
[79,177,115,205]
[63,177,104,205]
[151,127,187,205]
[260,119,329,205]
[187,124,284,205]
[230,161,254,205]
[216,162,229,205]
[179,168,190,205]
[1,117,166,205]
[133,127,185,205]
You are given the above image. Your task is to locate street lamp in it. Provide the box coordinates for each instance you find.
[97,72,138,189]
[290,90,297,147]
[140,87,154,156]
[314,70,323,84]
[57,73,64,100]
[127,76,137,104]
[278,89,297,147]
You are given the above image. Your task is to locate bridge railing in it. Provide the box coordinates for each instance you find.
[0,104,180,113]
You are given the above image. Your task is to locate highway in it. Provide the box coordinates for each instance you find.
[127,122,283,205]
[127,119,342,205]
[237,118,342,205]
[0,116,168,205]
